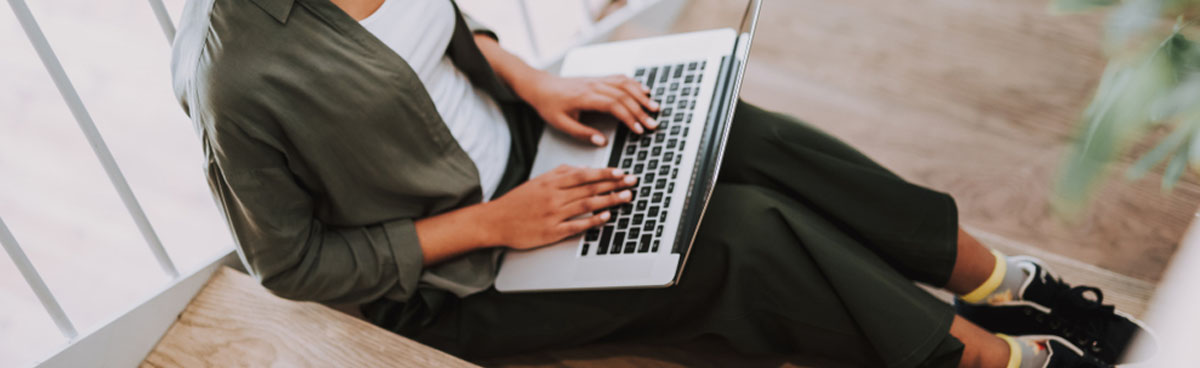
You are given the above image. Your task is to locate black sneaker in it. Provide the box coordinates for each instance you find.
[1025,335,1113,368]
[955,256,1155,364]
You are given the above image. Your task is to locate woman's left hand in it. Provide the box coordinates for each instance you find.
[519,74,661,147]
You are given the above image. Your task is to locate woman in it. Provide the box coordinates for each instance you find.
[170,0,1148,366]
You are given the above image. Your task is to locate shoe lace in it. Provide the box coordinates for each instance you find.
[1039,274,1117,359]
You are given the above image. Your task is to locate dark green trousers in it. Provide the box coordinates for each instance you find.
[364,103,964,368]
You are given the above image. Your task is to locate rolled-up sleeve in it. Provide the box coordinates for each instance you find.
[206,115,424,304]
[462,12,498,40]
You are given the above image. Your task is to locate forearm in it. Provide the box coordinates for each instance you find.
[414,202,500,266]
[473,34,549,102]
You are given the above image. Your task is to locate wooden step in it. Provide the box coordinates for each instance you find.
[141,267,474,368]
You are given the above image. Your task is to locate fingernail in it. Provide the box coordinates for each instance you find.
[649,101,660,110]
[591,134,606,146]
[618,190,632,200]
[641,84,650,93]
[599,211,611,220]
[611,168,624,176]
[645,118,658,129]
[633,125,644,134]
[623,175,637,185]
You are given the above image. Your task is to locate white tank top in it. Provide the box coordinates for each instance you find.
[360,0,512,201]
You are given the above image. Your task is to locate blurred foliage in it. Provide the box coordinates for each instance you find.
[1051,0,1200,215]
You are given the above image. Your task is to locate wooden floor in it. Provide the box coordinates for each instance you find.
[659,0,1200,282]
[143,268,475,368]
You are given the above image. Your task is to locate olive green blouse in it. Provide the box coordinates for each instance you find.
[171,0,523,304]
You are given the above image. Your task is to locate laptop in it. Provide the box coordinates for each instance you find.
[495,0,763,292]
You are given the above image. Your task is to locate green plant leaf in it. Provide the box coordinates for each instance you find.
[1126,120,1192,179]
[1163,135,1190,189]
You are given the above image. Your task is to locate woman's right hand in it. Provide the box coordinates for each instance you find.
[484,165,637,250]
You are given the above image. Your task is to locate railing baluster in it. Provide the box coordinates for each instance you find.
[0,217,77,339]
[146,0,176,42]
[6,0,180,279]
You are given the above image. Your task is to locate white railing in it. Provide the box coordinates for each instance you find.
[4,0,182,346]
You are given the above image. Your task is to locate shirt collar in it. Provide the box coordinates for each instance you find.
[250,0,295,23]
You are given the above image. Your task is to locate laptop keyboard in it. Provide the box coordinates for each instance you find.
[581,60,707,256]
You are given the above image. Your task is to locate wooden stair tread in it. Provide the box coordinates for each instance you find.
[141,267,474,368]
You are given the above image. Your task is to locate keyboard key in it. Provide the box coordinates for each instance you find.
[612,232,626,254]
[688,62,697,70]
[659,66,670,83]
[639,235,652,252]
[664,152,674,161]
[581,243,590,256]
[634,164,644,174]
[659,211,667,222]
[585,228,601,241]
[648,206,659,217]
[675,155,682,165]
[641,136,652,146]
[665,195,671,204]
[644,220,657,232]
[645,173,656,183]
[652,146,662,155]
[674,114,685,122]
[598,226,614,254]
[625,145,636,154]
[659,166,669,176]
[671,168,678,179]
[645,68,658,89]
[637,200,648,211]
[633,214,644,224]
[640,186,650,197]
[673,64,684,78]
[652,240,660,252]
[648,160,658,170]
[682,87,691,96]
[685,75,694,83]
[655,87,664,96]
[625,241,637,253]
[662,107,673,116]
[667,139,677,149]
[652,192,663,203]
[635,68,646,76]
[670,82,679,91]
[656,179,667,189]
[637,151,647,160]
[629,228,640,238]
[656,225,664,237]
[618,218,629,229]
[668,182,675,192]
[666,95,675,104]
[621,203,634,214]
[655,133,666,143]
[622,158,632,168]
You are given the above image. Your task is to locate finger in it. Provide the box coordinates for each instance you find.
[558,167,625,188]
[558,210,612,237]
[580,92,641,134]
[551,113,607,146]
[567,189,633,217]
[607,75,659,113]
[595,84,656,131]
[564,174,638,200]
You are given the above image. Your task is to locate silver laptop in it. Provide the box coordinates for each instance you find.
[495,0,763,292]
